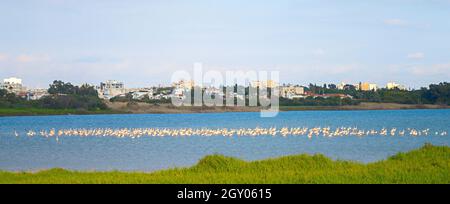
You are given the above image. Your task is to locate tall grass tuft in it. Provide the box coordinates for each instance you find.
[0,144,449,184]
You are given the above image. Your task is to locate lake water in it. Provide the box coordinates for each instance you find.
[0,109,449,171]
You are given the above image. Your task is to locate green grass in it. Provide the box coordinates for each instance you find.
[0,107,122,116]
[0,144,449,184]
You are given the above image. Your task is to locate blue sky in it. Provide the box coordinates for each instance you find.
[0,0,449,88]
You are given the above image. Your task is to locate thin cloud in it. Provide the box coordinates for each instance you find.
[0,53,8,61]
[16,54,50,63]
[72,56,124,64]
[407,52,425,59]
[73,56,103,64]
[411,64,450,76]
[384,18,408,26]
[312,48,326,56]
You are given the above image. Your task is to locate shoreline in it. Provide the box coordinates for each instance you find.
[1,144,448,184]
[0,102,448,117]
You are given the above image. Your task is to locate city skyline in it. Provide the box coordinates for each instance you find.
[1,0,450,88]
[0,75,416,91]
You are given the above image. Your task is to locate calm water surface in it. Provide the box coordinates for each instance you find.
[0,109,449,171]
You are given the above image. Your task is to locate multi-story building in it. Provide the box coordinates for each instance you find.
[250,80,279,88]
[171,80,196,99]
[280,85,305,99]
[172,80,195,89]
[97,80,126,99]
[359,82,378,91]
[386,82,406,90]
[1,77,26,94]
[27,88,49,100]
[359,82,369,91]
[131,89,154,100]
[338,82,377,91]
[337,82,346,90]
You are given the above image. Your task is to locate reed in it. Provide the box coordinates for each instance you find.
[0,144,448,184]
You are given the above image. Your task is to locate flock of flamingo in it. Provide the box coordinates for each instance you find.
[11,126,448,140]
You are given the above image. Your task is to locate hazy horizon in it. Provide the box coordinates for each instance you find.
[1,0,450,89]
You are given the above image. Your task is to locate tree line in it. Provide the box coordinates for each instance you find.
[1,81,449,109]
[0,80,107,110]
[303,82,450,105]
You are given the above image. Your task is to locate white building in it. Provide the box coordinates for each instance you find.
[337,82,346,90]
[280,85,305,99]
[386,82,406,90]
[27,88,49,100]
[130,88,154,100]
[172,80,195,89]
[1,77,26,94]
[204,87,222,95]
[172,87,188,100]
[97,80,125,99]
[4,77,22,85]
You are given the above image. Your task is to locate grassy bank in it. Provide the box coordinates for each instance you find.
[0,107,122,116]
[0,102,448,116]
[1,144,449,184]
